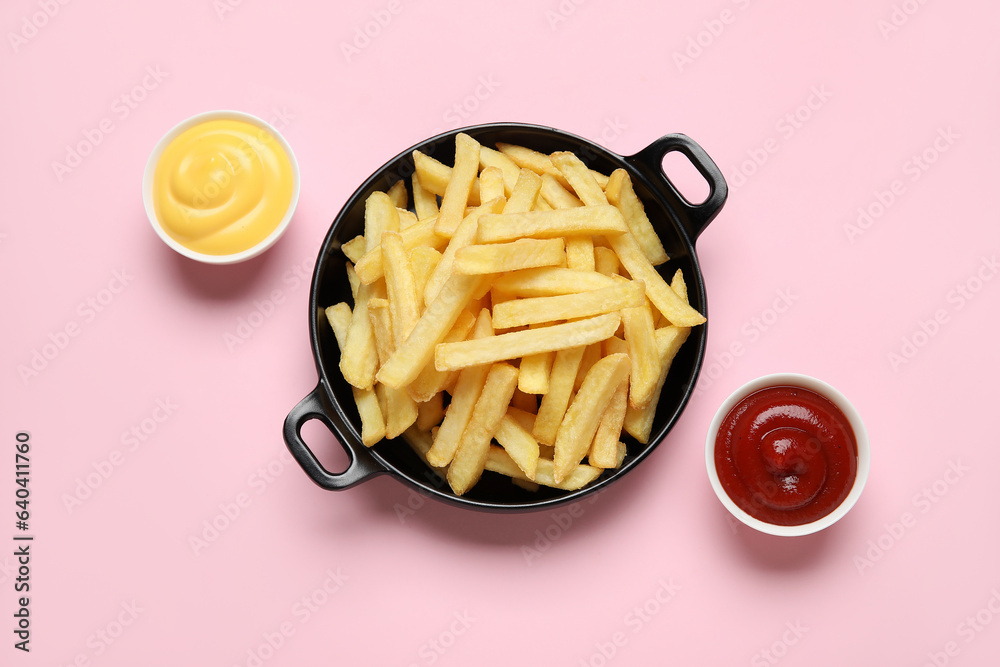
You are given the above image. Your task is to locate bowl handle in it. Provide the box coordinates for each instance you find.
[282,382,387,490]
[625,134,728,241]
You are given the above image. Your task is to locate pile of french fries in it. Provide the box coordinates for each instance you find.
[325,133,705,496]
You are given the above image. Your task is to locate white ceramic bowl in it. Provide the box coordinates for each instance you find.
[142,110,300,265]
[705,373,870,537]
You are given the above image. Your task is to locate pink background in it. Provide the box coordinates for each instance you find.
[4,0,1000,664]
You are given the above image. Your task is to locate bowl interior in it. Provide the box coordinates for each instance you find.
[311,123,710,509]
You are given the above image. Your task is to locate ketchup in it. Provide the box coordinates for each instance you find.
[714,386,858,526]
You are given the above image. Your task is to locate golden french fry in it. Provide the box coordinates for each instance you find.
[412,170,439,221]
[364,191,400,253]
[480,146,521,196]
[533,345,586,446]
[340,280,379,390]
[551,151,608,206]
[539,173,584,209]
[448,362,520,495]
[553,353,630,483]
[623,326,691,443]
[491,279,645,329]
[354,218,446,285]
[517,342,554,395]
[368,299,418,438]
[485,446,602,491]
[435,312,621,372]
[416,392,445,431]
[402,426,448,477]
[377,273,486,388]
[386,179,408,209]
[493,412,539,480]
[397,208,418,230]
[424,197,505,305]
[344,262,360,301]
[496,143,572,189]
[342,235,366,264]
[492,267,617,297]
[594,246,620,276]
[502,168,542,214]
[671,268,688,303]
[381,230,420,348]
[533,197,553,211]
[589,374,629,468]
[608,231,706,327]
[621,303,658,409]
[325,303,386,446]
[591,169,610,189]
[476,205,628,243]
[478,166,506,204]
[606,169,669,266]
[406,308,477,402]
[574,342,602,392]
[507,406,536,432]
[409,246,442,307]
[413,149,480,205]
[454,238,565,275]
[565,235,596,271]
[426,310,494,467]
[435,133,482,237]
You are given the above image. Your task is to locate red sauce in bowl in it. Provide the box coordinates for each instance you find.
[714,385,858,526]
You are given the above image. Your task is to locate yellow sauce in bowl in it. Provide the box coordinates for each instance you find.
[151,118,295,257]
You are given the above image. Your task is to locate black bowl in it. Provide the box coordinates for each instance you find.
[283,123,727,512]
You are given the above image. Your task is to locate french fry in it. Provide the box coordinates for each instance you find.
[532,345,586,446]
[623,326,691,443]
[435,133,482,237]
[484,446,602,491]
[507,406,536,432]
[409,246,443,307]
[670,268,688,302]
[412,170,439,221]
[364,191,400,253]
[605,169,669,266]
[493,412,539,480]
[354,218,446,285]
[574,342,602,392]
[621,303,658,409]
[406,308,477,403]
[454,238,566,275]
[413,149,480,205]
[325,303,385,446]
[553,353,630,482]
[386,179,408,209]
[448,362,519,495]
[346,262,360,301]
[492,267,617,297]
[517,334,554,395]
[497,143,573,189]
[589,372,629,469]
[608,231,706,327]
[491,280,645,329]
[377,273,486,389]
[381,231,420,348]
[397,209,418,230]
[339,280,379,390]
[426,310,494,468]
[368,299,418,438]
[539,173,583,209]
[476,205,628,243]
[435,312,621,372]
[551,151,608,206]
[565,235,596,271]
[502,168,542,214]
[534,197,553,211]
[342,235,366,264]
[424,197,504,305]
[478,166,506,203]
[479,146,522,196]
[594,246,620,276]
[416,392,445,431]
